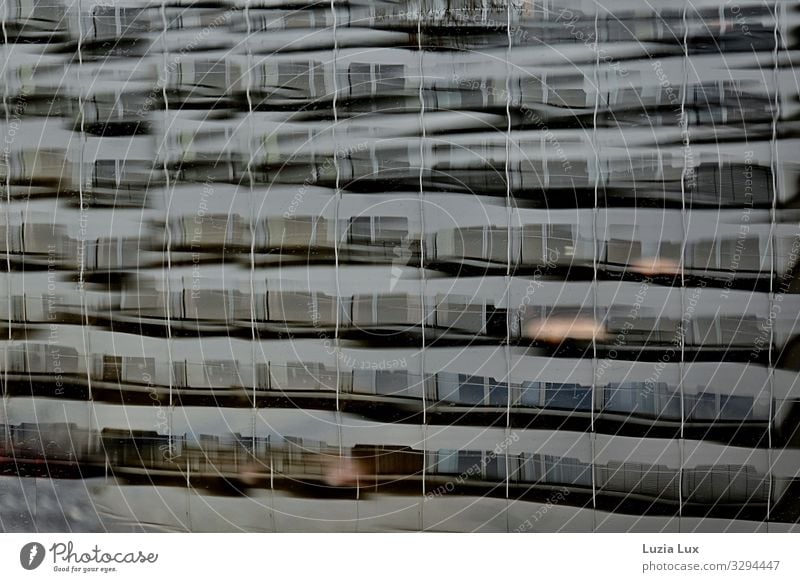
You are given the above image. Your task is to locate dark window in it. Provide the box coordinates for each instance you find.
[518,381,541,407]
[544,383,592,411]
[687,391,716,420]
[719,394,754,421]
[459,375,485,405]
[488,380,508,406]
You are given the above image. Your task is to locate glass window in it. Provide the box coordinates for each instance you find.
[521,224,545,264]
[600,461,679,499]
[518,381,541,407]
[546,224,576,258]
[488,379,508,406]
[684,465,768,504]
[690,163,773,206]
[348,216,408,245]
[519,453,544,482]
[453,227,485,260]
[195,60,228,89]
[606,238,642,264]
[279,62,313,93]
[604,383,638,413]
[485,453,504,481]
[348,63,372,97]
[543,454,592,486]
[458,375,485,405]
[375,64,405,93]
[719,237,761,271]
[204,360,240,388]
[375,294,422,325]
[457,451,483,476]
[719,394,754,421]
[434,449,459,475]
[268,292,313,322]
[123,357,155,384]
[437,372,460,402]
[436,297,484,333]
[544,382,592,410]
[375,370,411,397]
[687,391,717,420]
[486,228,509,263]
[719,315,761,346]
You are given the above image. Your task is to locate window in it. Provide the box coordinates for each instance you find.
[686,391,716,420]
[518,453,544,482]
[353,369,419,398]
[686,391,760,422]
[266,216,328,248]
[268,291,339,325]
[606,238,643,265]
[100,355,122,382]
[352,294,422,326]
[719,237,761,271]
[543,382,592,411]
[437,372,460,402]
[274,362,335,391]
[488,380,508,406]
[194,59,229,90]
[543,454,592,486]
[458,375,485,405]
[30,1,66,23]
[605,314,679,344]
[451,227,485,260]
[690,163,773,206]
[598,461,679,499]
[375,371,414,397]
[484,453,504,481]
[719,315,761,346]
[255,363,270,390]
[17,149,65,182]
[204,360,241,388]
[683,465,768,504]
[347,216,408,245]
[435,296,485,333]
[348,63,372,97]
[689,237,761,272]
[518,75,544,103]
[91,6,148,38]
[348,63,405,97]
[518,381,542,407]
[429,449,501,481]
[432,449,459,475]
[691,315,762,346]
[375,64,405,94]
[521,224,575,265]
[547,73,586,107]
[185,289,248,321]
[548,224,577,258]
[270,61,326,98]
[436,374,507,407]
[457,451,482,476]
[604,382,680,419]
[719,394,754,421]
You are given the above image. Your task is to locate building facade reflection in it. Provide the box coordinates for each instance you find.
[2,0,800,532]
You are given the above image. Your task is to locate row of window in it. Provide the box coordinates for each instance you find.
[4,422,768,504]
[0,285,776,348]
[0,214,775,277]
[1,349,769,423]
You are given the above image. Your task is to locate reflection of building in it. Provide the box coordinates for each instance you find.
[2,0,800,533]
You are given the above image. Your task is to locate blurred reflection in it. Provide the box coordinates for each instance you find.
[1,0,800,533]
